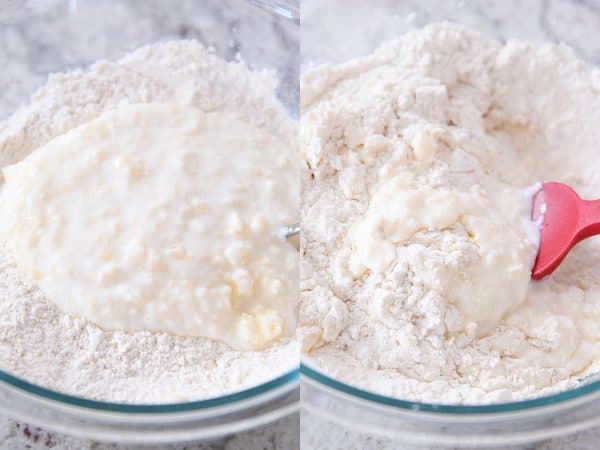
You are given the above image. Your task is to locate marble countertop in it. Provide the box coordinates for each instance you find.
[302,0,600,68]
[0,414,299,450]
[300,411,599,450]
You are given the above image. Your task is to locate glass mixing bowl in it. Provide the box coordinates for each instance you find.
[0,0,299,443]
[301,0,600,447]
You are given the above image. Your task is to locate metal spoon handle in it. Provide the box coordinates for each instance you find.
[286,223,300,239]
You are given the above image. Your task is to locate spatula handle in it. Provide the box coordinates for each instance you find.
[579,199,600,240]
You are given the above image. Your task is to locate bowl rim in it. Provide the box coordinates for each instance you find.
[301,362,600,415]
[0,367,300,413]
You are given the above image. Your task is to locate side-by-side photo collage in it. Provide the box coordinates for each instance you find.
[0,1,599,449]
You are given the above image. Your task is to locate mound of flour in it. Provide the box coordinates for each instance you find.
[0,41,298,402]
[300,24,600,404]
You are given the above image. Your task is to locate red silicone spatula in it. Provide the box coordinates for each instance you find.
[531,181,600,279]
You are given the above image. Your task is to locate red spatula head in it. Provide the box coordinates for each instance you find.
[531,182,600,279]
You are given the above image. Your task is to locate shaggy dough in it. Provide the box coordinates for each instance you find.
[300,24,600,403]
[348,177,538,338]
[0,103,298,351]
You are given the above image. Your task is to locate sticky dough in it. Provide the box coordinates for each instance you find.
[349,175,539,338]
[300,24,600,403]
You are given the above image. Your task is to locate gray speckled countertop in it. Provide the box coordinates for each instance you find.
[0,414,299,450]
[302,0,600,67]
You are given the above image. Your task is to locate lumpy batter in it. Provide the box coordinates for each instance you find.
[0,103,297,351]
[300,24,600,403]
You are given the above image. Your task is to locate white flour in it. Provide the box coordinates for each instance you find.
[300,24,600,404]
[0,41,298,402]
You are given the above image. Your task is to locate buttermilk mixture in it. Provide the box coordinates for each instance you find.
[0,41,298,402]
[300,24,600,404]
